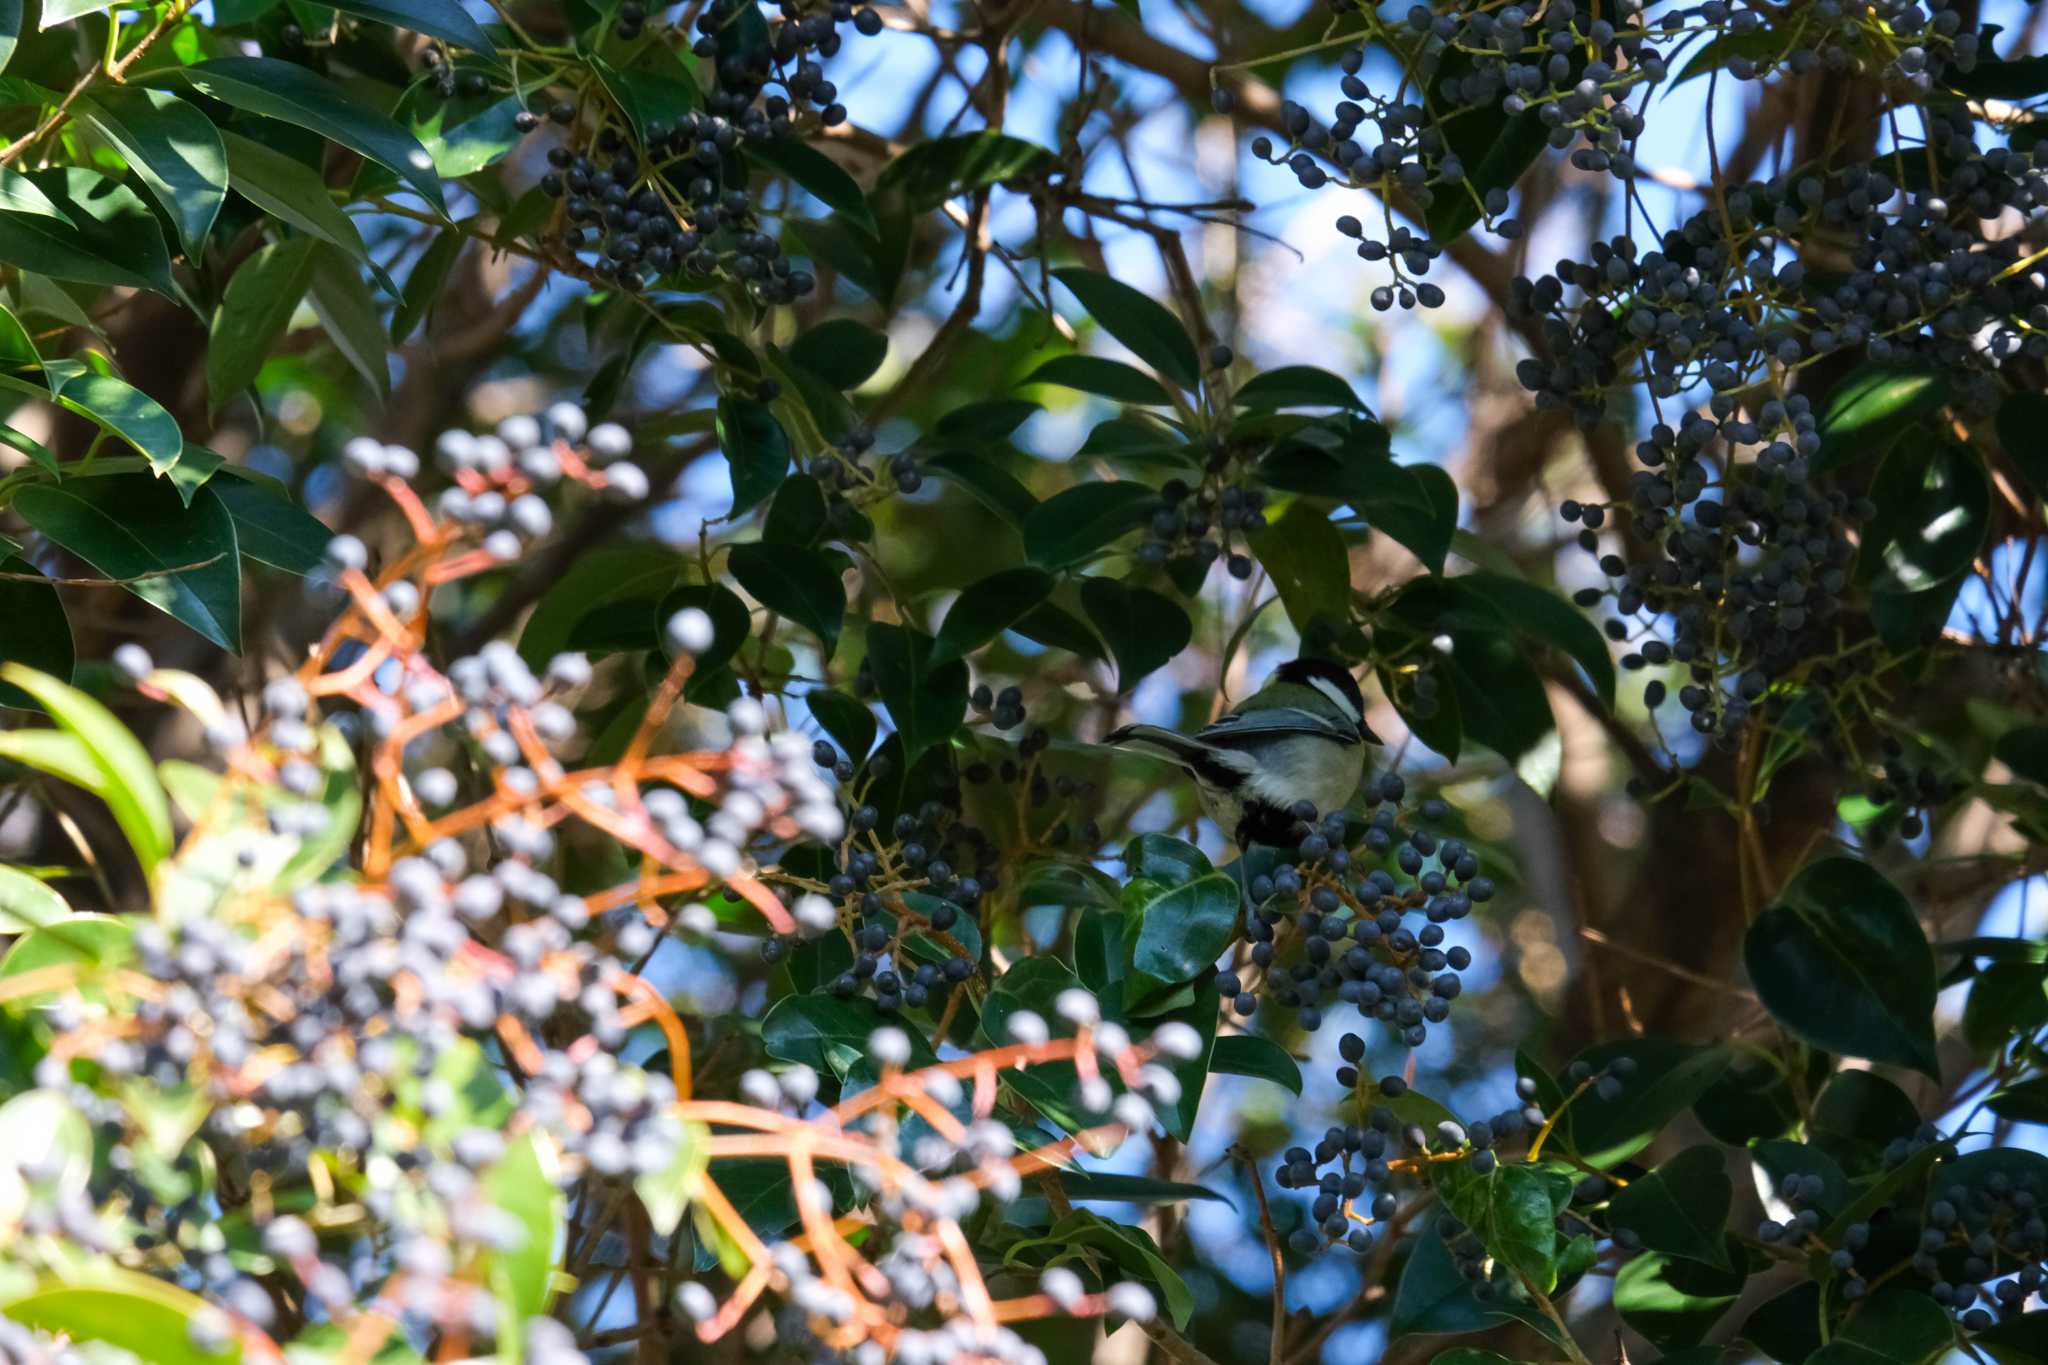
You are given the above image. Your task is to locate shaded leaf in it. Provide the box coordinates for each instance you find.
[1814,366,1946,472]
[935,567,1056,663]
[1080,576,1191,691]
[865,624,966,763]
[206,236,319,411]
[748,136,869,229]
[1235,366,1367,412]
[1245,499,1351,634]
[327,0,500,57]
[1210,1035,1302,1094]
[1744,857,1939,1076]
[716,396,790,519]
[220,132,378,279]
[804,689,875,763]
[1052,267,1199,391]
[306,242,390,397]
[1023,482,1158,568]
[876,131,1053,210]
[1022,354,1172,406]
[389,228,462,344]
[1608,1145,1734,1270]
[727,541,844,651]
[1613,1246,1746,1351]
[0,549,72,707]
[789,317,887,390]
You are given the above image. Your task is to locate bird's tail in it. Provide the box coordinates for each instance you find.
[1102,724,1214,768]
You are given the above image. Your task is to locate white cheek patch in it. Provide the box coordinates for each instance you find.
[1307,673,1361,726]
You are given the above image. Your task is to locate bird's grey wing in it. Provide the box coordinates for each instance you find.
[1195,707,1361,747]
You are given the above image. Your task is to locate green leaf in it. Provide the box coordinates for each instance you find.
[1023,482,1158,568]
[1424,43,1549,243]
[934,567,1056,663]
[804,689,875,763]
[388,228,461,345]
[31,363,183,474]
[0,550,73,708]
[75,87,225,260]
[0,1268,240,1365]
[40,0,123,21]
[2,168,181,304]
[589,50,700,148]
[1996,392,2048,506]
[1022,354,1172,406]
[1861,441,1990,594]
[716,396,790,519]
[658,584,752,683]
[1122,872,1238,1007]
[184,58,445,212]
[220,132,378,277]
[481,1133,562,1328]
[788,318,888,390]
[1052,267,1199,391]
[1811,1071,1922,1167]
[306,242,390,397]
[1245,499,1351,634]
[0,0,18,73]
[208,471,329,575]
[763,993,939,1076]
[1052,1170,1231,1206]
[1555,1038,1732,1168]
[1999,725,2048,788]
[1389,1217,1558,1341]
[1751,1139,1847,1219]
[747,136,870,230]
[1121,833,1210,886]
[0,863,69,933]
[1209,1035,1301,1094]
[1744,857,1939,1076]
[207,237,319,411]
[399,93,526,180]
[1457,570,1617,708]
[865,624,966,763]
[875,131,1053,211]
[1813,366,1946,472]
[1805,1290,1953,1365]
[727,541,844,652]
[0,167,70,224]
[1258,438,1455,574]
[1235,366,1367,411]
[1438,1162,1563,1293]
[1606,1145,1733,1271]
[0,665,173,872]
[1612,1245,1746,1351]
[936,398,1039,440]
[1004,1208,1194,1329]
[1079,576,1190,692]
[326,0,500,57]
[13,477,242,652]
[1013,602,1105,660]
[922,449,1037,526]
[517,546,686,667]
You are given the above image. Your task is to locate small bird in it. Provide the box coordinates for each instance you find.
[1102,657,1380,847]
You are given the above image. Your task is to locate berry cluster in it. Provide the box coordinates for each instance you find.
[1215,779,1491,1045]
[1565,396,1866,738]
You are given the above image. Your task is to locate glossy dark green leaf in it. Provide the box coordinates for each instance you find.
[326,0,500,56]
[1751,1139,1847,1222]
[0,168,65,225]
[935,398,1038,440]
[1012,602,1106,660]
[789,318,888,390]
[1613,1246,1746,1351]
[715,396,790,519]
[1052,1170,1231,1206]
[1022,354,1172,406]
[921,449,1037,526]
[1258,438,1454,574]
[1556,1038,1732,1168]
[804,689,875,763]
[1811,1071,1921,1166]
[1607,1145,1733,1271]
[1456,571,1617,707]
[1122,871,1237,1007]
[1996,392,2048,505]
[747,135,869,229]
[517,546,686,666]
[1003,1209,1194,1329]
[306,243,390,397]
[1693,1048,1815,1146]
[206,236,319,411]
[17,363,182,474]
[1023,482,1158,568]
[1245,498,1350,634]
[865,624,966,763]
[1744,857,1938,1076]
[589,51,699,149]
[220,132,377,277]
[762,993,939,1077]
[185,58,445,212]
[1235,366,1368,412]
[1424,43,1548,242]
[389,228,461,343]
[727,541,844,652]
[1080,577,1191,692]
[763,473,828,547]
[1209,1034,1301,1094]
[1052,267,1199,391]
[1121,833,1210,887]
[0,0,18,72]
[0,551,73,708]
[1437,1162,1565,1293]
[875,131,1053,211]
[1806,1290,1953,1365]
[1861,441,1989,594]
[75,87,225,259]
[658,585,753,691]
[209,469,329,574]
[1998,725,2048,788]
[14,478,240,651]
[1389,1218,1558,1341]
[1741,1282,1824,1362]
[934,567,1056,663]
[1813,365,1946,472]
[5,168,180,304]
